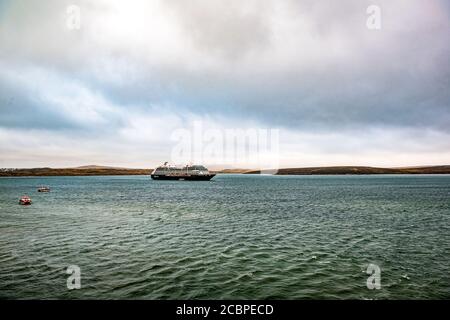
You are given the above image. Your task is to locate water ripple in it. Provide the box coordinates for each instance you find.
[0,175,449,299]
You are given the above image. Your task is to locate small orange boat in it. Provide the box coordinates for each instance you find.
[19,195,32,205]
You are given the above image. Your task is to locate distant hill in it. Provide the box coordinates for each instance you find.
[0,166,151,176]
[72,165,129,170]
[213,168,254,174]
[245,165,450,175]
[1,165,449,177]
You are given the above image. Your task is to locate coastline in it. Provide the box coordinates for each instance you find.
[1,165,450,176]
[0,167,152,177]
[245,165,450,175]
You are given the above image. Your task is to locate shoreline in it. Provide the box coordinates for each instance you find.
[1,165,450,176]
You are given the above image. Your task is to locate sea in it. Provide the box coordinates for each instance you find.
[0,174,449,299]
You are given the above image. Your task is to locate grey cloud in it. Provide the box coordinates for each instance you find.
[163,0,273,60]
[0,64,126,134]
[0,0,449,134]
[0,73,77,130]
[82,0,450,133]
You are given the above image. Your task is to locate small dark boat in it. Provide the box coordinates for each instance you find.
[38,186,50,192]
[19,195,32,205]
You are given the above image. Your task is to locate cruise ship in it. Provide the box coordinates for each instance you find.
[151,163,216,181]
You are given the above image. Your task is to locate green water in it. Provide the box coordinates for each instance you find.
[0,174,449,299]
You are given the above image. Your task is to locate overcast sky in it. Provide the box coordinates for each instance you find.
[0,0,449,168]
